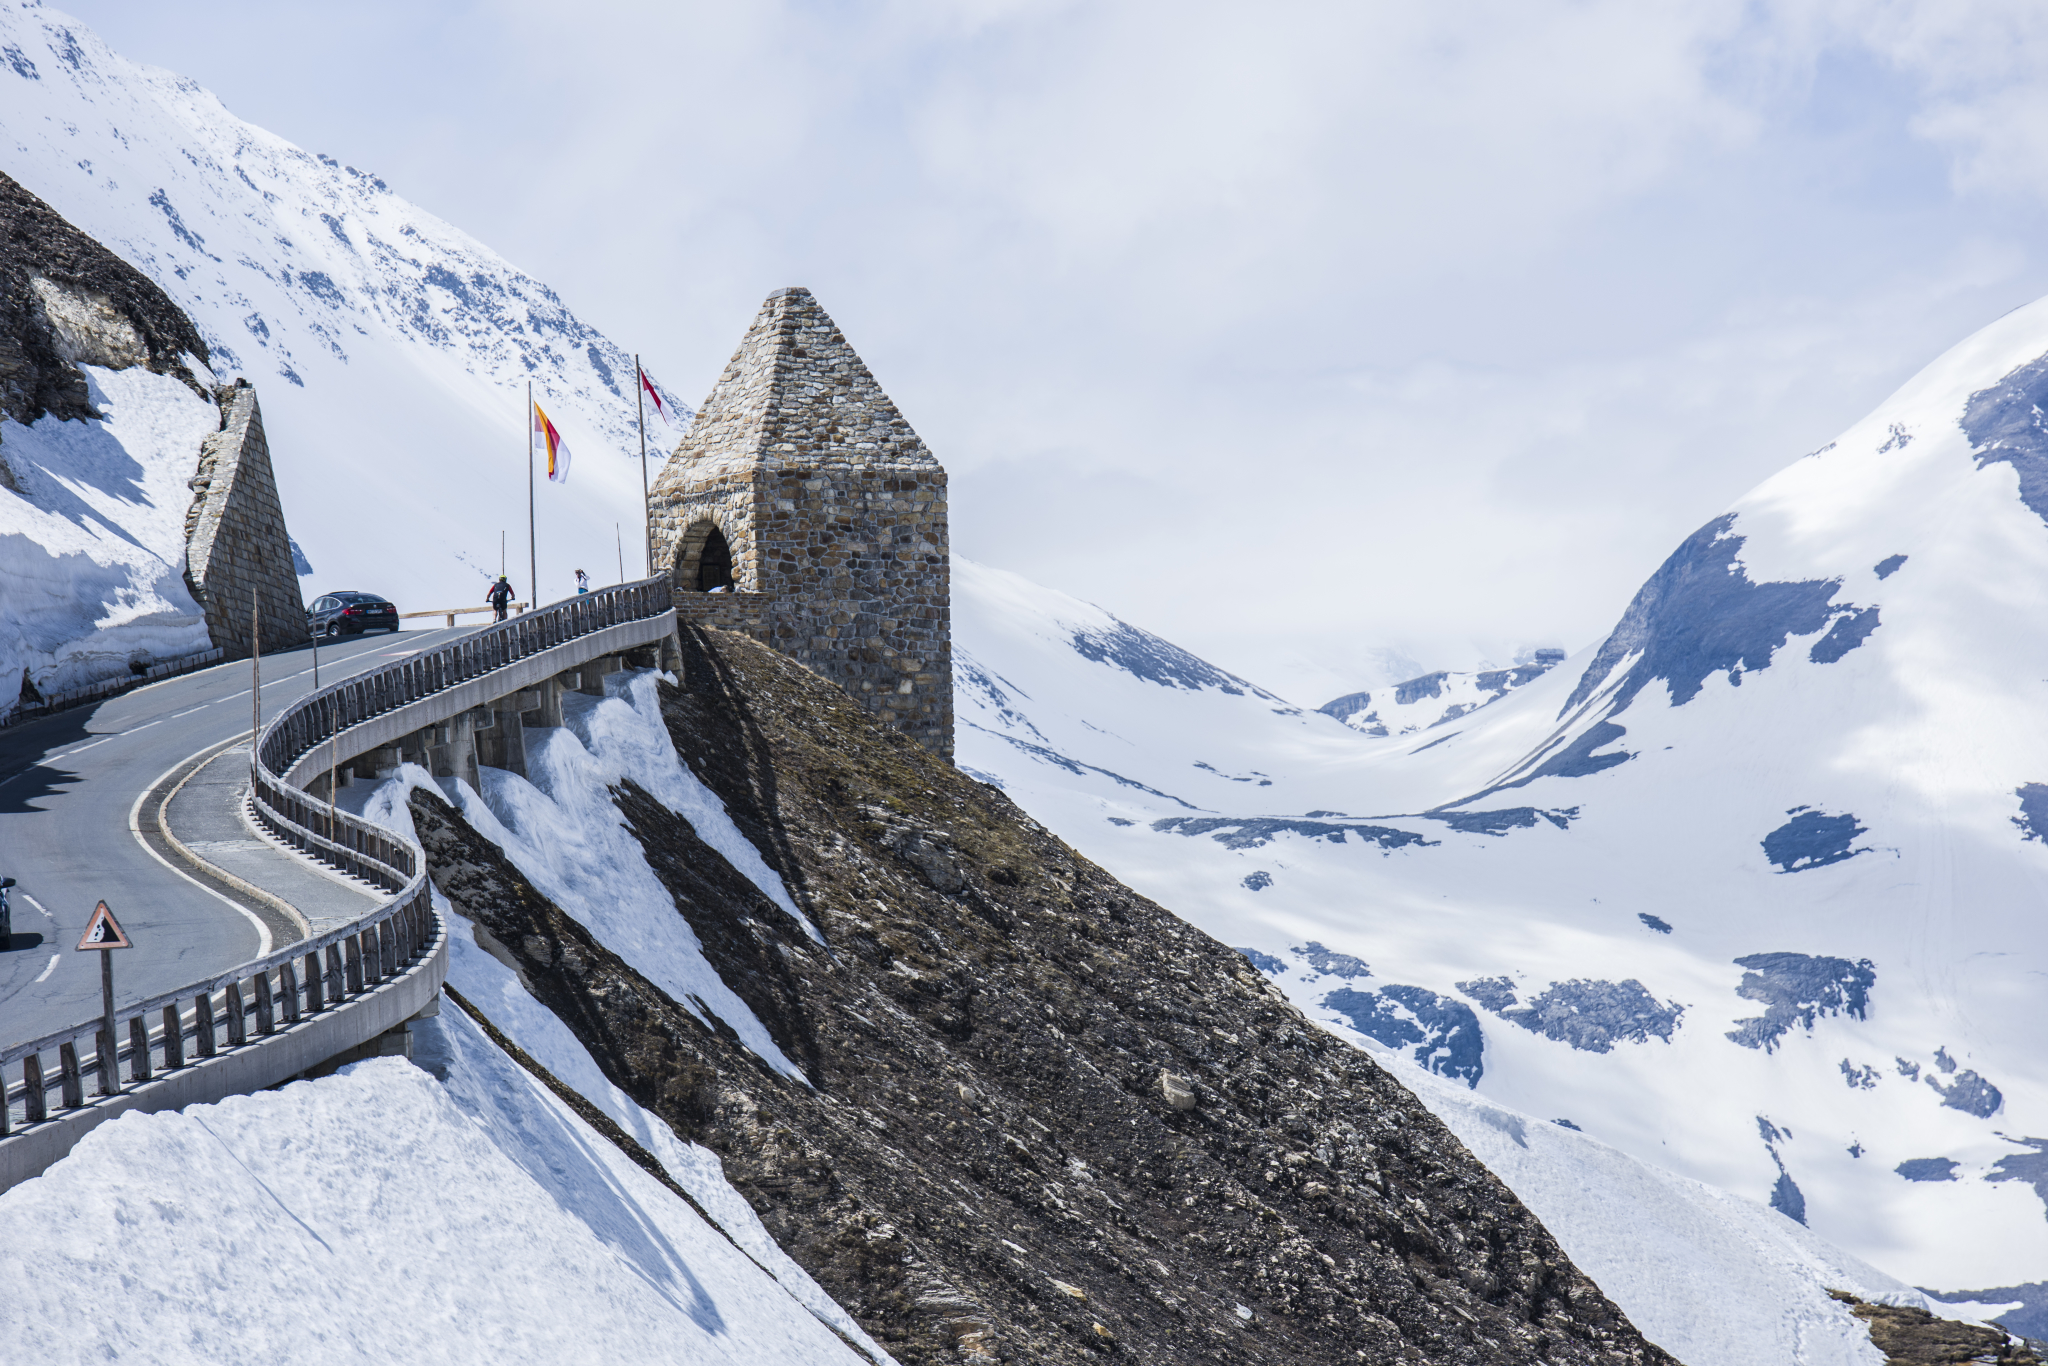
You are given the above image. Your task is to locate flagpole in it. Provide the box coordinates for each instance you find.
[527,380,536,610]
[636,354,651,577]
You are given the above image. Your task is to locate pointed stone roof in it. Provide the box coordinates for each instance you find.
[658,287,936,483]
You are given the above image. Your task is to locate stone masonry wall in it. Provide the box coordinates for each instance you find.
[650,287,952,756]
[183,380,309,656]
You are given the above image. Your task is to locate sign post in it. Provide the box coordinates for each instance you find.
[76,901,132,1097]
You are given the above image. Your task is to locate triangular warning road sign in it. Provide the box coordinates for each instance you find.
[76,901,131,951]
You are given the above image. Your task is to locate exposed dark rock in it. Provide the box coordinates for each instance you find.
[1291,942,1369,980]
[1927,1069,2003,1118]
[1809,607,1881,664]
[1425,807,1578,836]
[1316,690,1376,724]
[1069,618,1281,701]
[1756,1118,1806,1224]
[1962,350,2048,529]
[1151,815,1432,853]
[1927,1281,2048,1344]
[1396,672,1449,705]
[2013,785,2048,843]
[1726,953,1876,1051]
[1874,554,1908,579]
[1457,977,1682,1054]
[1762,809,1868,872]
[1895,1158,1959,1183]
[1986,1138,2048,1219]
[1560,515,1858,717]
[0,169,210,424]
[1321,985,1486,1088]
[1240,871,1272,891]
[1826,1289,2042,1365]
[1637,914,1672,934]
[415,625,1677,1366]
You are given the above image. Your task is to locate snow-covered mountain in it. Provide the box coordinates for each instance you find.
[953,282,2048,1351]
[0,0,687,625]
[1319,650,1567,737]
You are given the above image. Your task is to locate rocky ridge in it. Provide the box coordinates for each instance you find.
[0,169,208,430]
[413,624,1676,1365]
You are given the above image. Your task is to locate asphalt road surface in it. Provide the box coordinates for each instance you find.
[0,627,464,1053]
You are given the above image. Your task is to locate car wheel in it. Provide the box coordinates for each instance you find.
[324,623,341,639]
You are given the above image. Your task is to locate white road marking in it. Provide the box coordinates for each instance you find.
[172,705,208,717]
[122,719,162,735]
[20,892,53,920]
[128,741,273,959]
[32,954,59,984]
[54,737,113,758]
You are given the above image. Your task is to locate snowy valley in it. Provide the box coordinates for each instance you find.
[950,291,2048,1348]
[0,2,2042,1364]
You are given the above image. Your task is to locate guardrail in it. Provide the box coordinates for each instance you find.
[398,603,529,627]
[0,574,674,1160]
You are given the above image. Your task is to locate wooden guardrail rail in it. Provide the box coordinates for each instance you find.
[398,603,529,627]
[0,574,675,1181]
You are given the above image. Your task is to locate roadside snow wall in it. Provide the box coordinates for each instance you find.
[0,362,218,715]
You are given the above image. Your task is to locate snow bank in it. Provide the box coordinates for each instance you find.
[1394,1056,1925,1366]
[0,364,216,715]
[0,1006,875,1364]
[355,669,812,1079]
[435,905,889,1359]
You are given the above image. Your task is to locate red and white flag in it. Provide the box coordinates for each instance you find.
[639,364,675,426]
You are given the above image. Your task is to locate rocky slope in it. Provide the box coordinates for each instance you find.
[0,168,209,429]
[412,623,1674,1365]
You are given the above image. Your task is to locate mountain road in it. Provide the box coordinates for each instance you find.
[0,628,465,1053]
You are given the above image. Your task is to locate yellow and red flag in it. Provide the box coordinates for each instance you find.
[533,401,572,484]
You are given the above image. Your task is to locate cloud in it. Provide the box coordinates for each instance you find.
[57,0,2048,686]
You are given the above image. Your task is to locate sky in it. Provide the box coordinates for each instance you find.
[57,0,2048,703]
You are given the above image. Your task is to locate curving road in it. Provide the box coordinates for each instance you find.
[0,627,465,1052]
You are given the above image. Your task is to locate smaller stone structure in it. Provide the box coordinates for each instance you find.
[183,380,308,655]
[649,287,952,756]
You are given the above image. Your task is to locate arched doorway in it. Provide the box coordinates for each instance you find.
[697,526,734,591]
[672,518,737,594]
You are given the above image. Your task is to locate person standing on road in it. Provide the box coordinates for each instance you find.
[488,575,514,622]
[575,569,590,595]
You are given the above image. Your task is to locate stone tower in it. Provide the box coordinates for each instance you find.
[649,287,952,756]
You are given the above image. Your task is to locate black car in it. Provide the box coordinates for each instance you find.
[307,591,401,637]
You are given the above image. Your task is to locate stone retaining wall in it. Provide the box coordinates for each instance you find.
[183,380,308,656]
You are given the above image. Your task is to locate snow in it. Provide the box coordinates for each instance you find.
[1401,1057,1921,1366]
[0,1,693,624]
[0,1006,883,1365]
[353,668,813,1080]
[951,284,2048,1337]
[0,362,218,713]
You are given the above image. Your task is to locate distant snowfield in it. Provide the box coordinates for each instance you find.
[0,362,216,707]
[0,1,688,618]
[952,293,2048,1329]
